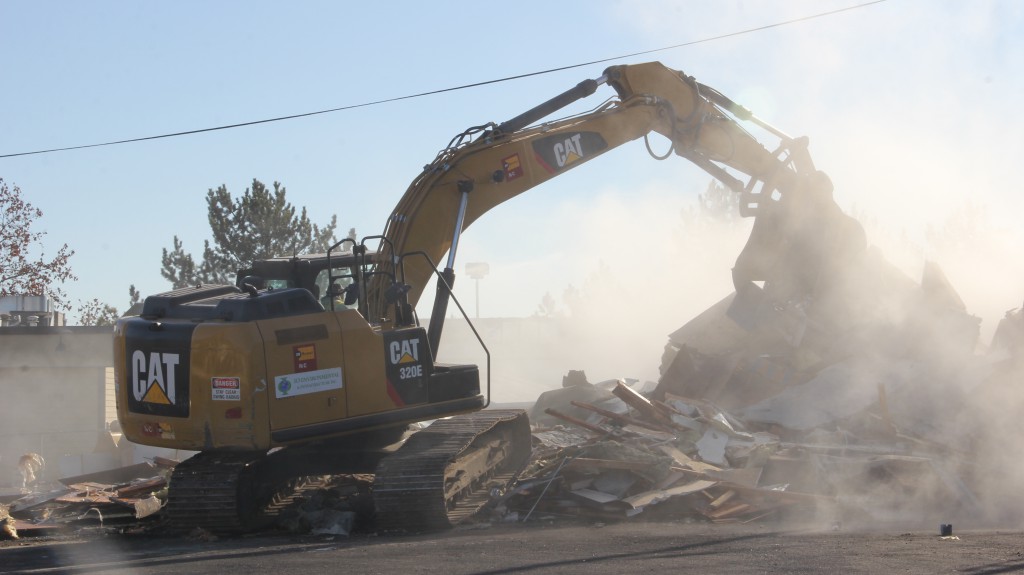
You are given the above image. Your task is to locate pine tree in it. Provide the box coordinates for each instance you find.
[161,179,339,288]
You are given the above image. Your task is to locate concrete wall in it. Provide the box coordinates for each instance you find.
[0,326,113,485]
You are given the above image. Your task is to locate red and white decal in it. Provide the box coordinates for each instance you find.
[212,377,241,401]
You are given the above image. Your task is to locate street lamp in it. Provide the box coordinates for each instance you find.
[465,262,489,319]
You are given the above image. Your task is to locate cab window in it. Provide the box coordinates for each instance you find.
[315,268,355,309]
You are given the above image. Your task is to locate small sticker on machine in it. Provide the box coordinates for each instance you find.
[212,377,241,401]
[274,367,343,398]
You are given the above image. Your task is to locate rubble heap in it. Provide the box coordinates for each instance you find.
[494,371,966,526]
[2,460,174,538]
[499,250,1024,527]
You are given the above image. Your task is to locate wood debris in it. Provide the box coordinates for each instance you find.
[6,461,173,535]
[506,370,977,526]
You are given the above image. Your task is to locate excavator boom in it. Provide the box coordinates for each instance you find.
[366,62,860,338]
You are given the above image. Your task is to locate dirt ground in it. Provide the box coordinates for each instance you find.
[2,516,1022,575]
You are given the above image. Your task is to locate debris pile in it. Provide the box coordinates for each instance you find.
[499,252,1021,527]
[493,372,962,525]
[3,459,175,537]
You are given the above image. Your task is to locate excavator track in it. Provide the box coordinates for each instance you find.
[372,409,532,533]
[164,411,530,534]
[164,451,337,533]
[164,451,270,533]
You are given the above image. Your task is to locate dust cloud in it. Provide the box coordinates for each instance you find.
[434,181,755,402]
[436,166,1024,527]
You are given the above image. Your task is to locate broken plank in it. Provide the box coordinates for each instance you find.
[116,476,167,498]
[566,458,659,472]
[726,484,833,505]
[705,466,763,488]
[623,479,718,511]
[658,444,722,473]
[570,401,674,433]
[707,502,753,520]
[544,408,612,437]
[708,489,737,509]
[612,381,671,425]
[620,425,677,443]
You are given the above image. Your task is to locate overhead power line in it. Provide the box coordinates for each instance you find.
[1,0,886,159]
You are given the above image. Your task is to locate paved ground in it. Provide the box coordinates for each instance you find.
[2,518,1022,575]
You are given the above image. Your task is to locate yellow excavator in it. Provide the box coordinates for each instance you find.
[113,61,864,533]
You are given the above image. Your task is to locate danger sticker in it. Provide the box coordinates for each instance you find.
[212,377,241,401]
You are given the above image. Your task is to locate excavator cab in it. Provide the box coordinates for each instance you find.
[234,249,378,307]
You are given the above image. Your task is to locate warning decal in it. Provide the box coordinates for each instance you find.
[212,377,241,401]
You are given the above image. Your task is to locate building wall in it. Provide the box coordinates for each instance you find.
[0,326,113,485]
[0,294,65,326]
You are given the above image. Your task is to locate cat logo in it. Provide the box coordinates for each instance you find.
[552,133,585,168]
[131,351,179,406]
[532,132,608,174]
[389,338,421,365]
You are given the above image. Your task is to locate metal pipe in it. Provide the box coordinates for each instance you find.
[446,182,472,269]
[496,76,606,135]
[428,182,472,359]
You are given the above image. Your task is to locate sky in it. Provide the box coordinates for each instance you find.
[3,0,1023,346]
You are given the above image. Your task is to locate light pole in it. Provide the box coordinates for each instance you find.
[465,262,489,319]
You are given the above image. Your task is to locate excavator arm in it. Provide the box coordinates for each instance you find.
[366,61,864,345]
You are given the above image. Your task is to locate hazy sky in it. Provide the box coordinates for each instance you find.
[3,0,1022,334]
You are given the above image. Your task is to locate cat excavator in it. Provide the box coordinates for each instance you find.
[113,61,864,533]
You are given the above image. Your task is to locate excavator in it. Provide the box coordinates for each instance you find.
[113,61,864,533]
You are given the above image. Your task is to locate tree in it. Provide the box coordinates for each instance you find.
[76,284,142,326]
[76,298,119,326]
[534,291,560,317]
[162,179,342,288]
[0,178,76,309]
